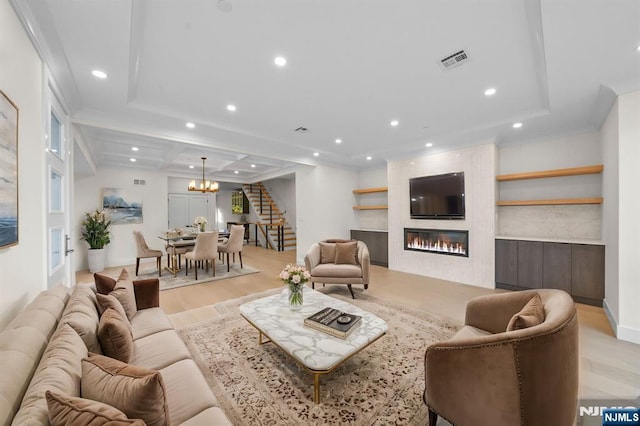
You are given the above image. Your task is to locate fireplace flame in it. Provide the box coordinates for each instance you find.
[407,235,467,255]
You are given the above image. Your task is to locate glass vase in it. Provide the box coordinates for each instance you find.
[288,284,303,311]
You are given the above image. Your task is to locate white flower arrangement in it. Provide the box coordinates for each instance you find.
[193,216,208,226]
[279,264,311,308]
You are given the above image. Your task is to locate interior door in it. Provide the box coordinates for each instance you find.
[168,194,189,229]
[188,196,208,228]
[46,87,73,289]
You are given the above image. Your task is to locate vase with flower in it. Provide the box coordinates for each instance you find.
[193,216,207,232]
[279,264,311,311]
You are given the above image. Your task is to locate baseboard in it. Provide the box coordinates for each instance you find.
[602,299,640,345]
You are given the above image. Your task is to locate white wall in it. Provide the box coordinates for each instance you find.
[388,144,497,288]
[497,131,603,241]
[295,165,358,263]
[615,91,640,344]
[601,98,620,330]
[0,2,47,330]
[74,167,168,270]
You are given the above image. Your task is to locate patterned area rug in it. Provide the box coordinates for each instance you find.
[177,287,461,425]
[129,263,260,291]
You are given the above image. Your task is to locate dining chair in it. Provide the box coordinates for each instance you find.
[132,231,163,277]
[185,231,219,280]
[218,225,244,272]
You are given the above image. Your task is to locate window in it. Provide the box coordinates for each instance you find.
[50,111,63,157]
[50,227,63,273]
[50,168,63,212]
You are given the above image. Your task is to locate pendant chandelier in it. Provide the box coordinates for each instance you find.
[188,157,219,193]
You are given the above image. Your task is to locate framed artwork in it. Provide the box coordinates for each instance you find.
[0,90,19,249]
[102,188,143,225]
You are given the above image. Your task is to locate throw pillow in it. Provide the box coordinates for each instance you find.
[46,390,146,426]
[318,242,336,264]
[111,269,137,321]
[81,353,169,426]
[97,293,132,331]
[98,307,134,363]
[334,241,358,265]
[94,273,117,295]
[506,293,546,331]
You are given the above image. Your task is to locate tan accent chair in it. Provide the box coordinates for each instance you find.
[185,232,219,280]
[218,225,244,272]
[304,239,370,299]
[424,289,578,426]
[132,231,163,277]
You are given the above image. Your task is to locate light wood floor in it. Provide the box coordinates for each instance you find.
[77,244,640,409]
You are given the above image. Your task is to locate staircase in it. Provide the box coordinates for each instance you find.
[242,183,296,251]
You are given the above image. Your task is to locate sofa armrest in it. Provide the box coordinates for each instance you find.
[133,279,160,310]
[357,243,370,285]
[304,243,320,272]
[464,290,537,334]
[424,339,521,425]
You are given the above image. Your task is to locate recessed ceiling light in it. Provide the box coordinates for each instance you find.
[313,152,319,157]
[226,104,236,112]
[512,122,523,129]
[366,156,372,161]
[91,70,107,79]
[484,87,497,96]
[637,45,640,52]
[425,142,433,147]
[130,158,136,162]
[274,56,287,67]
[335,138,342,144]
[390,120,399,127]
[186,122,195,129]
[234,170,239,174]
[131,147,139,151]
[251,164,256,168]
[189,165,194,169]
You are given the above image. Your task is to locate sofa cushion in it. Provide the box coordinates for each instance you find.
[98,308,134,363]
[311,263,362,278]
[159,359,219,425]
[111,269,138,321]
[45,390,146,426]
[12,324,88,425]
[97,293,132,330]
[335,241,358,265]
[178,407,232,426]
[130,330,192,371]
[318,242,336,264]
[506,293,545,331]
[82,353,169,426]
[94,272,117,295]
[131,308,174,341]
[59,284,102,353]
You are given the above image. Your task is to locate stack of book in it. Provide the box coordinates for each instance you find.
[304,307,362,339]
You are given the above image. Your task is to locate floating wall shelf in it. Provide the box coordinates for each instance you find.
[496,165,603,181]
[352,187,388,194]
[352,205,388,210]
[496,197,603,206]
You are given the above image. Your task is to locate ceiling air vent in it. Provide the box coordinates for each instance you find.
[133,179,146,186]
[440,49,469,70]
[294,126,309,133]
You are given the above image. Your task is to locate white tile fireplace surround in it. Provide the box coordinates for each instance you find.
[388,143,497,289]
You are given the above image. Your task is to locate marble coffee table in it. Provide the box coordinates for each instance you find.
[239,285,388,403]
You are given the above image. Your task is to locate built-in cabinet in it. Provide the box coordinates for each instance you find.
[350,229,388,267]
[495,238,604,306]
[352,187,388,210]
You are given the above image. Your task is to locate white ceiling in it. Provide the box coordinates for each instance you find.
[11,0,640,182]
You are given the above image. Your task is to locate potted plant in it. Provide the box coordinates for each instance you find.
[81,210,111,273]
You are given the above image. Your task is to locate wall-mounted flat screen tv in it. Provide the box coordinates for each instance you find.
[409,172,465,219]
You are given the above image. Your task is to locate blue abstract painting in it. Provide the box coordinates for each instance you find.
[102,188,143,225]
[0,90,18,249]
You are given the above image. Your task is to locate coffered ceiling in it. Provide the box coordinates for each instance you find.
[11,0,640,182]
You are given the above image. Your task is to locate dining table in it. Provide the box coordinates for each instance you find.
[158,230,230,276]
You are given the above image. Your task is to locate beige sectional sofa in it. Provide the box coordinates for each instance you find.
[0,275,231,425]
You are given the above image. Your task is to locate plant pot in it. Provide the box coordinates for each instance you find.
[88,248,106,273]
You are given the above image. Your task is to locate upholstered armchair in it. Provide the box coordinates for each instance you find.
[423,289,578,426]
[218,225,244,272]
[132,231,163,277]
[185,232,219,280]
[304,239,370,299]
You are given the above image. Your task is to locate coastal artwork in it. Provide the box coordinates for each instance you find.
[0,90,18,248]
[102,188,143,225]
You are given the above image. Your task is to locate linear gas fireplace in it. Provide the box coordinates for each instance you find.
[404,228,468,257]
